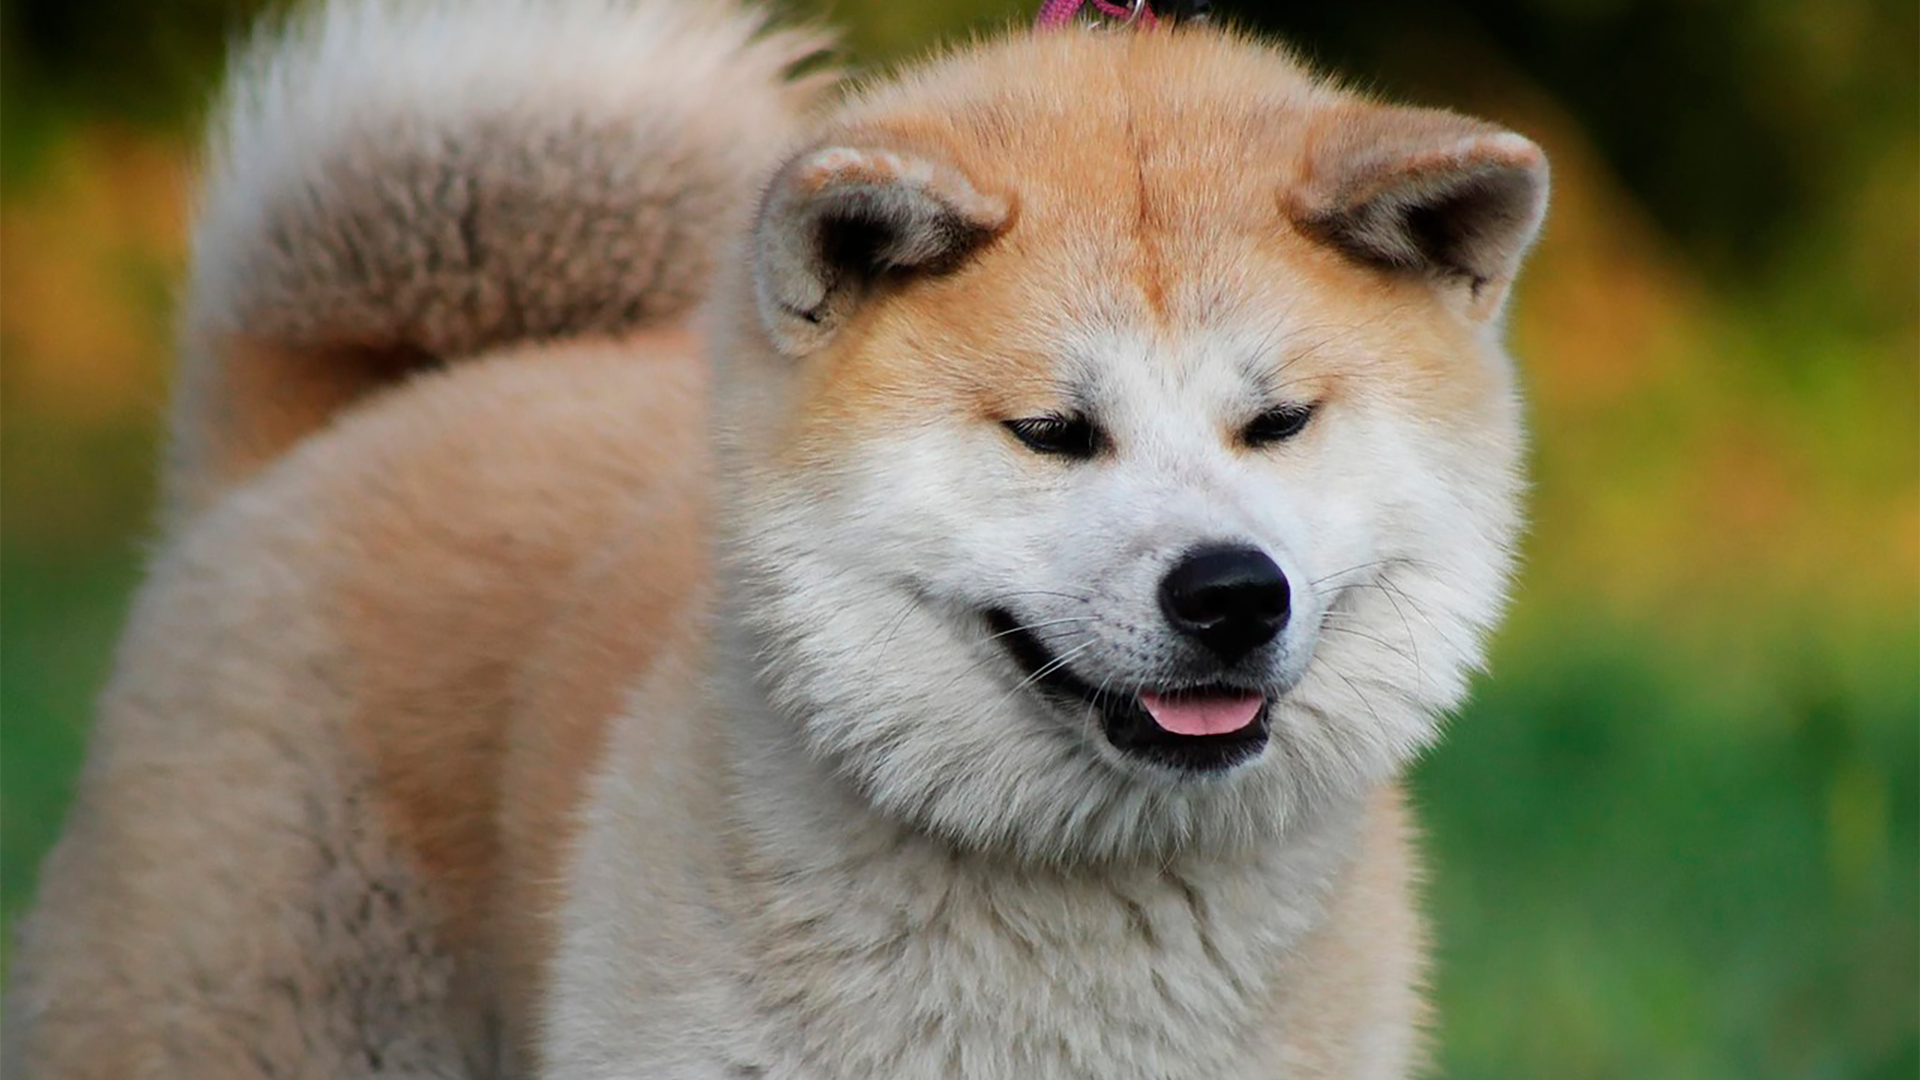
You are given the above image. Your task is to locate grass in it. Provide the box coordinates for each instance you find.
[2,545,143,925]
[1417,614,1917,1079]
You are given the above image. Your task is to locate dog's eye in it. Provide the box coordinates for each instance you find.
[1242,403,1316,448]
[1003,413,1104,460]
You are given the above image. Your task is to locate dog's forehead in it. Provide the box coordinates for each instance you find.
[1049,318,1295,406]
[805,234,1420,446]
[838,29,1327,179]
[796,37,1504,443]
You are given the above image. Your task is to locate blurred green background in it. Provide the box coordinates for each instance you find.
[3,0,1915,1075]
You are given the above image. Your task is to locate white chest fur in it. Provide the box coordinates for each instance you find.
[546,695,1365,1080]
[719,827,1353,1079]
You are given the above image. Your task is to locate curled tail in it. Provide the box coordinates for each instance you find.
[169,0,830,516]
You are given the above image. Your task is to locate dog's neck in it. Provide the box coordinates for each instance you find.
[703,624,1370,1077]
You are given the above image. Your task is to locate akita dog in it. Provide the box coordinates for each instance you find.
[4,0,1548,1075]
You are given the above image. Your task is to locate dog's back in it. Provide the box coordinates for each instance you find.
[3,1,824,1075]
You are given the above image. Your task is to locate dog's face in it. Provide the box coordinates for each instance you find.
[718,32,1546,861]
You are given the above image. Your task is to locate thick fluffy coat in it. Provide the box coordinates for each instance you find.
[5,1,1547,1077]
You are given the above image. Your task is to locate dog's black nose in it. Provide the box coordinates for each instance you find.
[1159,545,1290,663]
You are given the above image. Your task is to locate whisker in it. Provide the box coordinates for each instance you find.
[1319,624,1417,665]
[1375,573,1471,658]
[934,625,1097,698]
[989,589,1095,606]
[1310,558,1404,589]
[1371,579,1422,697]
[1328,664,1386,731]
[851,594,923,664]
[1090,666,1122,721]
[1017,639,1100,691]
[983,638,1103,717]
[983,616,1101,644]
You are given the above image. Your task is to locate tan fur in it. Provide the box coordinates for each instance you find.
[164,0,827,519]
[323,330,710,1057]
[758,31,1518,464]
[6,335,711,1076]
[1267,789,1430,1076]
[8,13,1547,1079]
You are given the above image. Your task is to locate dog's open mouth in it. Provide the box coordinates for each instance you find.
[985,609,1270,773]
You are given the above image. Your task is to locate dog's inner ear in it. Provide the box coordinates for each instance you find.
[1291,107,1549,320]
[753,146,1009,356]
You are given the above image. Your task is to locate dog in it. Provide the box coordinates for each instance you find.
[3,0,1548,1075]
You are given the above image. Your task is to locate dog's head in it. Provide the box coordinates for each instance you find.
[712,29,1547,862]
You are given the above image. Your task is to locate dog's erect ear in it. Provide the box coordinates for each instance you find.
[1291,106,1549,320]
[752,146,1010,356]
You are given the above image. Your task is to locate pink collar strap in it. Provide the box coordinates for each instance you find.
[1034,0,1161,29]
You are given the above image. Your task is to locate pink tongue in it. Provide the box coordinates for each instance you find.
[1138,691,1265,737]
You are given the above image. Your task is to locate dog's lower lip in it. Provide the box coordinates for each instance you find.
[984,608,1270,772]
